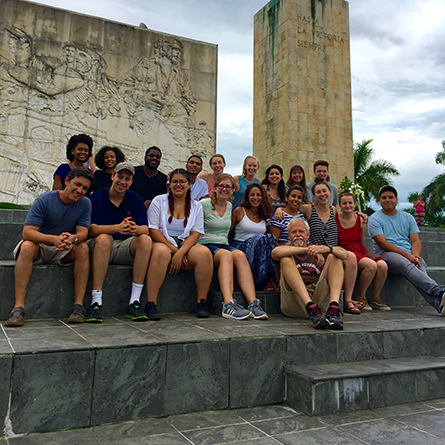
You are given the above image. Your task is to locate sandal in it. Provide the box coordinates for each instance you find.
[353,300,365,310]
[344,301,361,314]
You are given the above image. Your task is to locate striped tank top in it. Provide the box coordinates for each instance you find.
[308,204,338,247]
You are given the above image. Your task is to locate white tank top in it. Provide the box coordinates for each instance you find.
[234,208,266,241]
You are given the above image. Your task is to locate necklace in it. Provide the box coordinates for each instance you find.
[250,209,259,219]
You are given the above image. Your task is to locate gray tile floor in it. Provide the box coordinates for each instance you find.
[4,400,445,444]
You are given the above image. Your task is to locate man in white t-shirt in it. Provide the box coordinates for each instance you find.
[368,185,445,315]
[186,155,209,200]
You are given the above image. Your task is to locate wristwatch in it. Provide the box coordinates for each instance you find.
[73,235,78,245]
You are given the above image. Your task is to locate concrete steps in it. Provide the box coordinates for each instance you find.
[1,309,445,435]
[286,356,445,416]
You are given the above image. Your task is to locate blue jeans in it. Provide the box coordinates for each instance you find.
[380,251,442,312]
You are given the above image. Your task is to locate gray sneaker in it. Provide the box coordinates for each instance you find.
[5,306,26,327]
[248,299,268,320]
[369,297,391,311]
[68,304,87,323]
[222,299,251,320]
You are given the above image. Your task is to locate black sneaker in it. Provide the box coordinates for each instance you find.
[145,301,161,321]
[307,303,328,329]
[196,299,210,318]
[126,301,148,321]
[85,303,103,323]
[326,304,344,330]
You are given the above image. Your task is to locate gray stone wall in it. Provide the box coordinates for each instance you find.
[0,0,217,204]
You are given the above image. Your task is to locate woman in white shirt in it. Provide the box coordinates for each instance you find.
[146,168,213,320]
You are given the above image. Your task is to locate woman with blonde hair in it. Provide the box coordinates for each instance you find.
[199,173,268,320]
[199,154,226,193]
[233,155,260,209]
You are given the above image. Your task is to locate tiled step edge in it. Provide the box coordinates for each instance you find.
[286,355,445,416]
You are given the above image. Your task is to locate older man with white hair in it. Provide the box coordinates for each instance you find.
[272,217,348,329]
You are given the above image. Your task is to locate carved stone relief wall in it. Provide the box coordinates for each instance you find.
[0,0,217,204]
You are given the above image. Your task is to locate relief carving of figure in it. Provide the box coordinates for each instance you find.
[123,37,197,137]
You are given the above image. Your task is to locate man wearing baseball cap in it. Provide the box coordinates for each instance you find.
[86,162,152,322]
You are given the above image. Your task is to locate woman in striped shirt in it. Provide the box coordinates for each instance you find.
[300,179,359,314]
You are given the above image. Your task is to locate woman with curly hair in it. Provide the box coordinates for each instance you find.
[52,133,93,190]
[91,146,126,192]
[146,168,213,320]
[286,165,308,203]
[262,164,287,212]
[231,183,277,290]
[199,173,268,320]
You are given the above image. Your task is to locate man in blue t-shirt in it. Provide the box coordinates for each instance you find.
[368,185,445,315]
[86,162,152,323]
[5,168,94,327]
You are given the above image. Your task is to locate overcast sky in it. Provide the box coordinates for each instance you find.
[33,0,445,205]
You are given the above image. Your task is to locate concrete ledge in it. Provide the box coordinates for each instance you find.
[286,356,445,416]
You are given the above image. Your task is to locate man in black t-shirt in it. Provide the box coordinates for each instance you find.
[272,217,347,329]
[130,146,167,210]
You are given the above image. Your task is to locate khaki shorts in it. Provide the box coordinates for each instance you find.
[280,275,330,318]
[13,240,73,265]
[87,236,134,264]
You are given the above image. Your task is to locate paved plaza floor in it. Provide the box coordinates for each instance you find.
[3,399,445,444]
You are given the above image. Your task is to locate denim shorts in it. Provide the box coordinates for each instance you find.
[203,243,237,256]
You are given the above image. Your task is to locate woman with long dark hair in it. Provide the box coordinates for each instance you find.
[286,165,308,203]
[146,168,213,320]
[262,165,287,212]
[269,186,306,244]
[231,183,277,289]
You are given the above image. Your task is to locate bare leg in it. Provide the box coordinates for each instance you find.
[13,241,39,308]
[91,234,113,289]
[371,260,388,300]
[185,245,213,301]
[64,243,90,305]
[232,250,256,304]
[325,255,344,303]
[358,257,377,300]
[145,243,171,303]
[214,250,234,304]
[342,251,358,304]
[129,234,152,284]
[280,257,312,306]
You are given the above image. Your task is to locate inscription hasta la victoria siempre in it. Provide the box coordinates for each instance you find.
[295,13,345,52]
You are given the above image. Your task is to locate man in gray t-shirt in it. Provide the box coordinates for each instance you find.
[5,168,94,327]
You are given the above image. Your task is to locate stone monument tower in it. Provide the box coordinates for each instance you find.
[253,0,353,185]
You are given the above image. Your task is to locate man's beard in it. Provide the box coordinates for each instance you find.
[291,237,306,247]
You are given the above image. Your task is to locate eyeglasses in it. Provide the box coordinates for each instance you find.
[216,185,234,191]
[171,179,188,185]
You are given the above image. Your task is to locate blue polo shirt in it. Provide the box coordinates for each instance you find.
[88,188,148,240]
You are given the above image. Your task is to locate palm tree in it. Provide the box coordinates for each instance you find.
[420,140,445,227]
[353,139,400,203]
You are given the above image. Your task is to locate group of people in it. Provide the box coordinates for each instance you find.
[4,134,445,330]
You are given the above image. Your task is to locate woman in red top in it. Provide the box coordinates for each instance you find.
[336,192,389,313]
[413,195,426,228]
